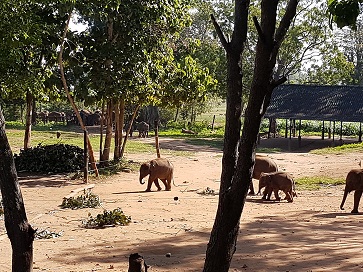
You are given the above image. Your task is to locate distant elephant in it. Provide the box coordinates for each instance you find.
[259,171,296,202]
[250,155,278,195]
[340,169,363,213]
[87,112,101,126]
[139,158,173,192]
[137,121,149,138]
[47,111,65,123]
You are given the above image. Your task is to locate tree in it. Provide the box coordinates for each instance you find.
[0,106,35,272]
[66,0,217,161]
[0,2,39,271]
[203,0,299,271]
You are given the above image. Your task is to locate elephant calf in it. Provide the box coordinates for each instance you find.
[259,171,296,202]
[139,158,174,192]
[251,155,278,195]
[340,169,363,213]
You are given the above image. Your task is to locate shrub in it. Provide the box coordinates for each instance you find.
[14,143,84,173]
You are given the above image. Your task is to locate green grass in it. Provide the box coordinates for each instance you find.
[311,142,363,155]
[295,176,345,190]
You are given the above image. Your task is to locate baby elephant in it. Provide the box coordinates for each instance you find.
[259,171,296,202]
[340,169,363,213]
[139,158,174,192]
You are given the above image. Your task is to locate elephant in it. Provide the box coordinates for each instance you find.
[137,121,149,138]
[47,111,65,123]
[139,158,173,192]
[258,171,296,202]
[250,155,278,195]
[87,112,102,126]
[340,169,363,213]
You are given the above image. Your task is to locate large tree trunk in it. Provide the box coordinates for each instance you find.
[203,1,298,271]
[24,91,33,150]
[0,106,35,272]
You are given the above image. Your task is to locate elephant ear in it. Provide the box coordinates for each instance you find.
[150,160,156,169]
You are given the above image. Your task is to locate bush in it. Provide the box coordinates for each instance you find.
[14,143,84,173]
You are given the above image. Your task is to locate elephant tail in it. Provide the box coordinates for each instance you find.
[340,189,349,210]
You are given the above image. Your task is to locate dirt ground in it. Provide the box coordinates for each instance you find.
[1,135,363,271]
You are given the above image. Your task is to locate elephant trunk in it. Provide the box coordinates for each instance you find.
[340,189,349,210]
[139,176,145,185]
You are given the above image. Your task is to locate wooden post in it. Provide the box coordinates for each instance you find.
[322,120,325,140]
[84,130,88,183]
[154,120,161,158]
[298,119,301,147]
[211,115,216,130]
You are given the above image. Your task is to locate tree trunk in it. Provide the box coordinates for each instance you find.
[0,106,35,272]
[58,11,99,176]
[120,104,140,159]
[204,1,298,271]
[99,100,105,162]
[24,91,33,150]
[118,98,125,157]
[101,100,113,165]
[114,99,120,160]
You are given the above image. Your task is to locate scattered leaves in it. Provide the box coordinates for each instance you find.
[82,208,131,228]
[60,191,101,209]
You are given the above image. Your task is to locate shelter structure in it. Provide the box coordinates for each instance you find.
[263,84,363,148]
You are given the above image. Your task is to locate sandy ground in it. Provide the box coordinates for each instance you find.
[1,135,363,271]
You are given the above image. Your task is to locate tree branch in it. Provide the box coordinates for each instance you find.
[210,14,229,51]
[272,0,299,58]
[253,16,265,43]
[261,76,287,116]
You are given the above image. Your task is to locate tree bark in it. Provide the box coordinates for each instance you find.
[204,1,298,271]
[101,99,113,165]
[0,106,35,272]
[24,91,33,150]
[114,99,120,160]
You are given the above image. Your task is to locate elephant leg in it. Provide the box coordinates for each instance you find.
[248,182,255,195]
[352,190,362,213]
[160,179,171,191]
[285,191,293,202]
[274,189,281,201]
[146,177,159,191]
[154,179,162,191]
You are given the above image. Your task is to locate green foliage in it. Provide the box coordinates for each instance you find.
[295,176,345,190]
[327,0,362,29]
[14,143,84,173]
[82,208,131,228]
[60,191,101,209]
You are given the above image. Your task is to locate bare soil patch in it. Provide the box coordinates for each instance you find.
[1,136,363,271]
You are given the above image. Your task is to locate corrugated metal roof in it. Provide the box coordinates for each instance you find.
[264,84,363,122]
